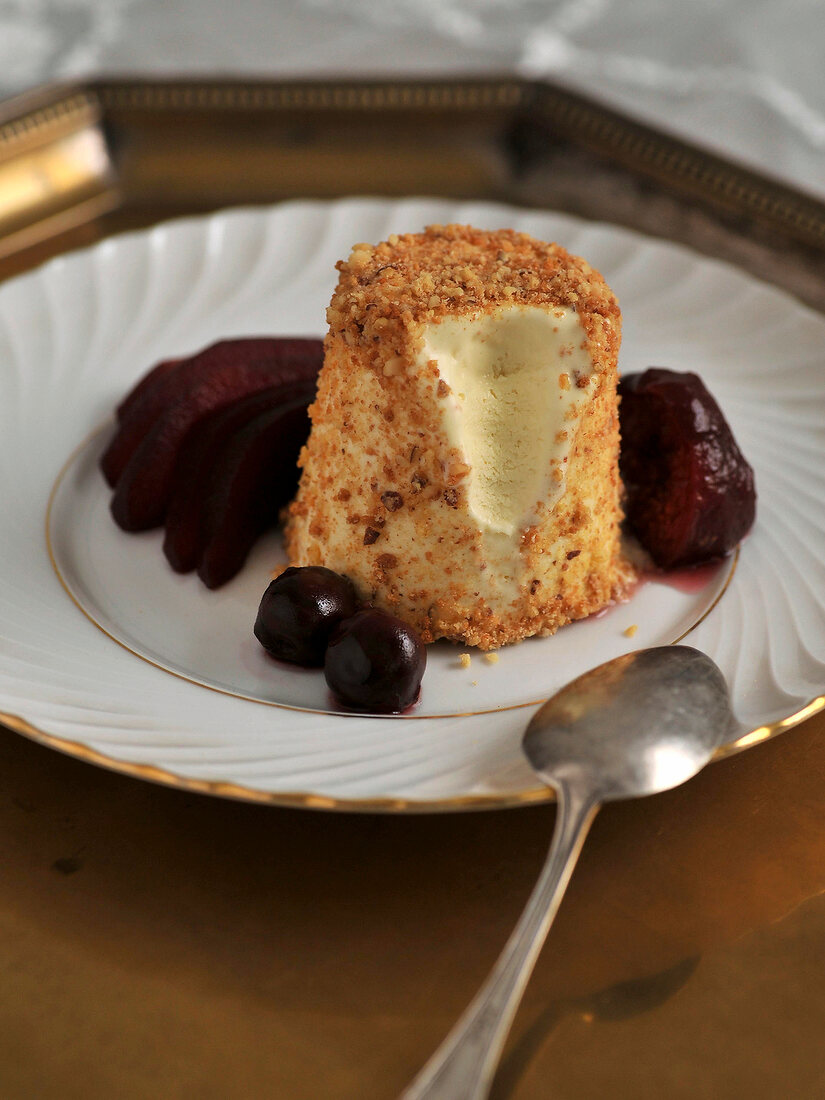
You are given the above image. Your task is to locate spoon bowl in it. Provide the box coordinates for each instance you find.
[524,645,735,802]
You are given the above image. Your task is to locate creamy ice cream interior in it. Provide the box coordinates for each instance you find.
[418,304,593,538]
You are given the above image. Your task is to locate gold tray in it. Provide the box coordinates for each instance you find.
[3,79,825,1099]
[3,76,825,311]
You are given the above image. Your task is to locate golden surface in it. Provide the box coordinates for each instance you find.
[3,77,825,1096]
[1,711,825,1098]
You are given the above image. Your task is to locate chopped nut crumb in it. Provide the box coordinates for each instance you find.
[383,356,404,377]
[348,247,373,268]
[623,624,639,638]
[483,653,499,664]
[459,653,472,669]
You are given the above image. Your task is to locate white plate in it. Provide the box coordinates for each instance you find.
[3,197,825,810]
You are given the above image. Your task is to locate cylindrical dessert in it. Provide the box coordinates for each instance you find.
[285,224,633,649]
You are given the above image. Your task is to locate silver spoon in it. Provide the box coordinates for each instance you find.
[402,645,735,1100]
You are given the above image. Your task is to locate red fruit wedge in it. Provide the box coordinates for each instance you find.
[196,397,312,589]
[618,368,756,569]
[162,383,314,574]
[102,338,322,488]
[109,341,322,530]
[116,356,182,423]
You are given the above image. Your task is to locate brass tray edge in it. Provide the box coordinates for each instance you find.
[2,77,825,265]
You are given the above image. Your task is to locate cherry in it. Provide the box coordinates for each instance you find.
[324,609,426,714]
[254,567,359,667]
[618,368,756,569]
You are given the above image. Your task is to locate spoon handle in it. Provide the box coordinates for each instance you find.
[400,782,599,1100]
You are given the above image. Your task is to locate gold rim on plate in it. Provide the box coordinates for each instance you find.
[5,674,825,814]
[32,439,822,812]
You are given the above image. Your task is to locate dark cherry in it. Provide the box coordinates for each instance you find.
[254,567,359,667]
[324,609,426,714]
[618,368,756,569]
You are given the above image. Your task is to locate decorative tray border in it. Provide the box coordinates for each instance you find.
[1,77,824,306]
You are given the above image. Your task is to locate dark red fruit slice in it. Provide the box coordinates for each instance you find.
[116,356,182,423]
[102,338,322,489]
[196,396,313,589]
[109,342,322,531]
[618,368,756,569]
[162,384,307,574]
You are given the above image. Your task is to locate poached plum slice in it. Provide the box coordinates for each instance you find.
[618,368,756,569]
[102,337,322,489]
[196,395,313,589]
[162,383,312,574]
[109,340,322,531]
[115,356,182,424]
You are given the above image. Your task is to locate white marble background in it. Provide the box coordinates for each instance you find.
[0,0,823,199]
